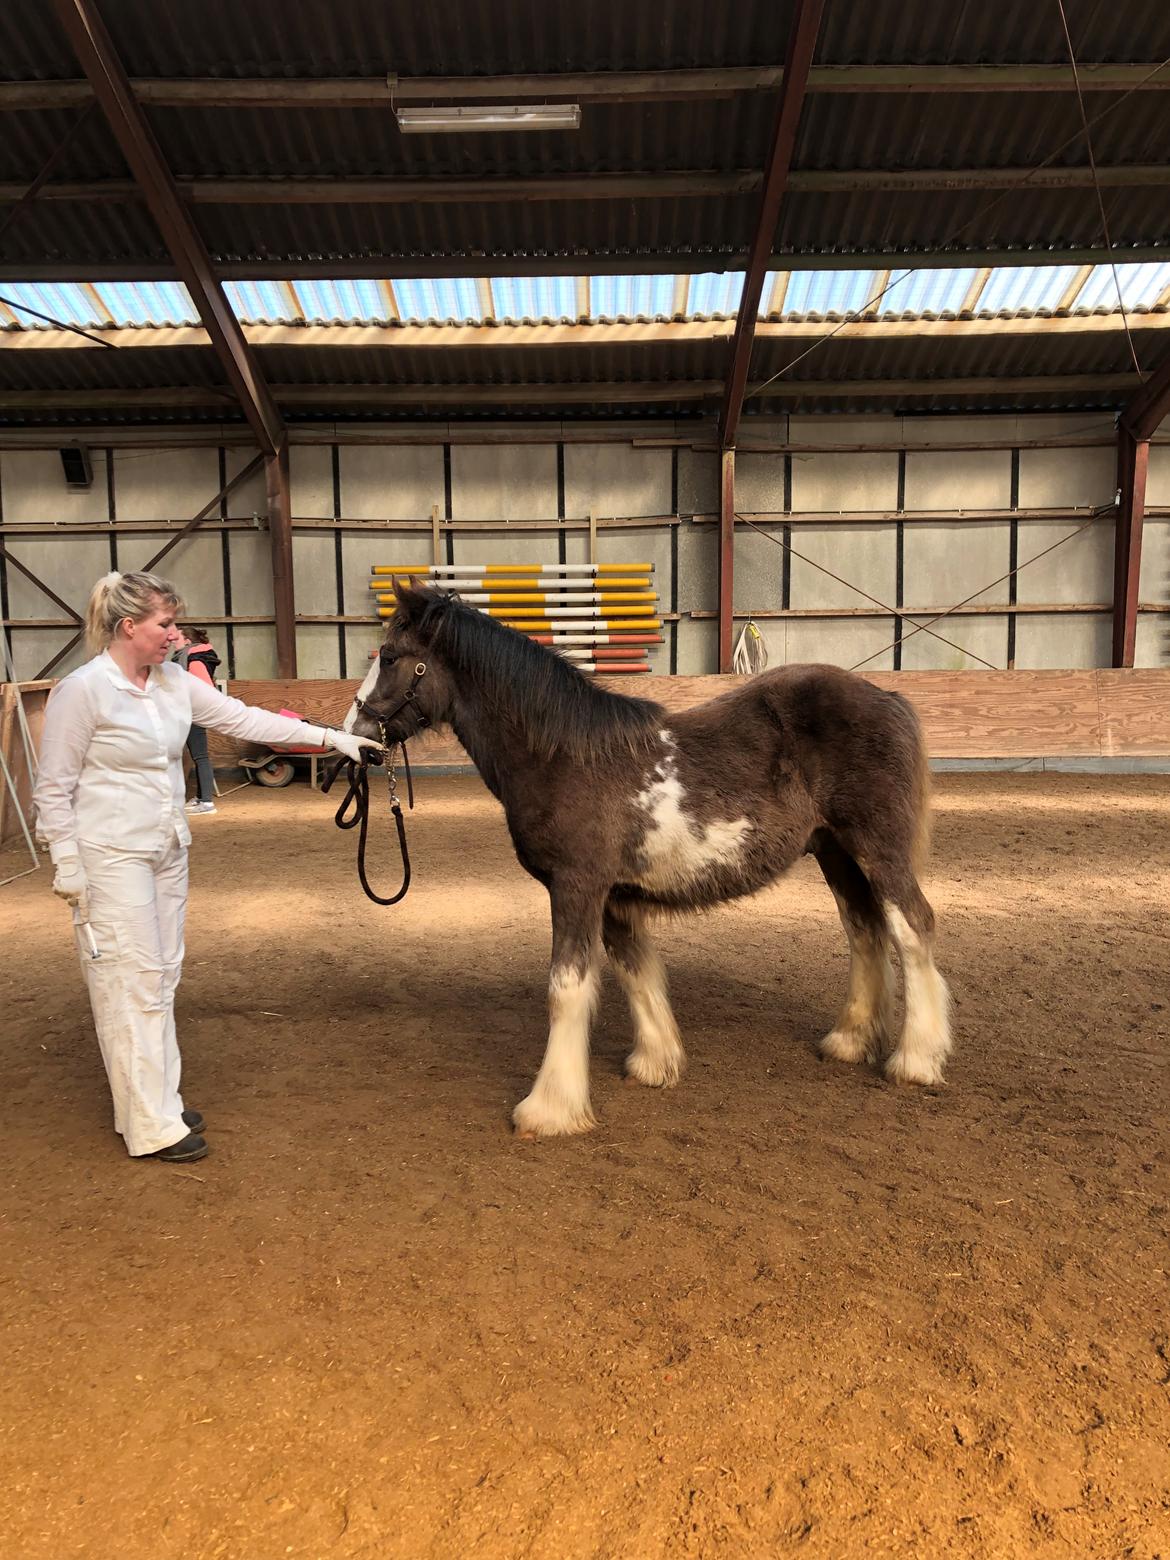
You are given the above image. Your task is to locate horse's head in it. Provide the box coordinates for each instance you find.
[344,583,456,744]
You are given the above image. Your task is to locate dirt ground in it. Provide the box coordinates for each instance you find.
[1,770,1168,1559]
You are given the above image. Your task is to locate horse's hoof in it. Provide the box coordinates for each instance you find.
[819,1028,877,1066]
[884,1050,946,1087]
[511,1093,598,1138]
[624,1049,684,1088]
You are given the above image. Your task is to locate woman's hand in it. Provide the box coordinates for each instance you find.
[52,856,89,917]
[323,729,386,766]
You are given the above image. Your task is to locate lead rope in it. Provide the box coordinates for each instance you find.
[323,740,415,906]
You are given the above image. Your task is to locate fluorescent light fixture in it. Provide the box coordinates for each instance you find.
[395,103,581,134]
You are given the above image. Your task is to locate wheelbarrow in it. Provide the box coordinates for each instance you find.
[238,708,332,789]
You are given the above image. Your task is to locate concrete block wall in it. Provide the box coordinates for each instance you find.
[1,412,1166,682]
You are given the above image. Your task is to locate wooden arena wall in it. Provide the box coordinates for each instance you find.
[210,669,1170,765]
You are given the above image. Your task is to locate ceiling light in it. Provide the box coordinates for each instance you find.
[395,104,581,134]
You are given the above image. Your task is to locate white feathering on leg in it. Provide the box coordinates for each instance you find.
[513,962,600,1136]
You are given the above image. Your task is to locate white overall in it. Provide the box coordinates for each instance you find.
[34,652,326,1155]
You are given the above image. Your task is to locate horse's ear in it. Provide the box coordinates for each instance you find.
[392,576,428,613]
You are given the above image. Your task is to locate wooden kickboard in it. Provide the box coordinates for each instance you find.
[207,669,1170,766]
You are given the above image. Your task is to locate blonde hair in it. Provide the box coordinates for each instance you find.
[84,570,184,654]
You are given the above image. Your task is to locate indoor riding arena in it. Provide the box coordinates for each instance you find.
[2,5,1169,1558]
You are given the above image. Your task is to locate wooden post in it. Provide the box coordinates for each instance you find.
[431,502,441,567]
[265,440,296,677]
[588,508,597,565]
[718,449,736,673]
[1112,423,1149,668]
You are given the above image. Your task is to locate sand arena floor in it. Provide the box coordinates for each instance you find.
[1,772,1168,1558]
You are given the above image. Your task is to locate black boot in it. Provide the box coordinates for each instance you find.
[182,1109,206,1134]
[153,1133,208,1163]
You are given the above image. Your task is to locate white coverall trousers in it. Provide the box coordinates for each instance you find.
[76,836,190,1156]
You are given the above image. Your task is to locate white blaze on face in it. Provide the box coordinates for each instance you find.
[343,658,381,734]
[633,731,751,892]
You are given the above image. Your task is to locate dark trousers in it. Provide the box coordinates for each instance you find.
[186,723,215,802]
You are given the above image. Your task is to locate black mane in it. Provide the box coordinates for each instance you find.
[397,588,665,763]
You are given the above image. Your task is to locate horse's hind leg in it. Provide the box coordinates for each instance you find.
[513,881,604,1139]
[603,898,685,1087]
[813,833,896,1067]
[861,863,951,1087]
[881,880,951,1085]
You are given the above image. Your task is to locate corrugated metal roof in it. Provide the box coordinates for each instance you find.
[7,0,1164,84]
[2,2,1169,277]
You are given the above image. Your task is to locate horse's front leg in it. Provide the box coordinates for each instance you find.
[603,898,685,1087]
[512,881,605,1139]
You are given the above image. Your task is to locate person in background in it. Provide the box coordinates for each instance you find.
[33,570,380,1164]
[178,627,220,815]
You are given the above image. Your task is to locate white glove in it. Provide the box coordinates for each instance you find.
[322,728,385,766]
[52,855,89,918]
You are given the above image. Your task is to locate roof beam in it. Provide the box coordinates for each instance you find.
[4,246,1168,283]
[0,371,1139,413]
[1122,354,1170,440]
[959,268,992,314]
[8,164,1170,208]
[1,64,1167,111]
[48,0,285,457]
[719,0,825,447]
[764,273,791,317]
[1056,264,1095,311]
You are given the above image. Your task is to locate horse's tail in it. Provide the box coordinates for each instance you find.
[892,689,932,873]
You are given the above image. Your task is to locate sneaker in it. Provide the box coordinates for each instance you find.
[182,1109,205,1134]
[152,1133,208,1163]
[186,800,217,815]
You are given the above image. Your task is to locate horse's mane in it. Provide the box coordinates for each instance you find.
[397,588,665,763]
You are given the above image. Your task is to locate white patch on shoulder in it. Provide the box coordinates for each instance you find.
[343,658,380,733]
[633,747,751,893]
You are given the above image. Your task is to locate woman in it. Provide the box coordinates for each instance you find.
[177,626,220,815]
[33,570,380,1164]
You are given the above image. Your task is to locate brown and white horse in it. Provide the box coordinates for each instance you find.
[346,585,951,1138]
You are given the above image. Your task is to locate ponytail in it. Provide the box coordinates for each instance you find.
[84,570,184,654]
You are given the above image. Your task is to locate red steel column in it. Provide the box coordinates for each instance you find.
[1112,423,1149,668]
[718,448,736,673]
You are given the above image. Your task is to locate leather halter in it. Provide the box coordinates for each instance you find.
[355,656,430,738]
[325,658,428,906]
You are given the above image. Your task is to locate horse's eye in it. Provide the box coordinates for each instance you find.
[379,651,399,667]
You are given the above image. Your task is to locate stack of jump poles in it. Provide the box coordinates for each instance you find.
[370,563,662,673]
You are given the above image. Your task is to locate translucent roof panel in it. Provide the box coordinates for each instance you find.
[1076,261,1170,311]
[392,277,481,323]
[876,268,982,316]
[590,274,676,320]
[95,280,199,325]
[224,279,300,323]
[976,265,1083,314]
[688,272,744,318]
[774,270,882,317]
[291,279,390,323]
[0,281,107,328]
[492,276,578,322]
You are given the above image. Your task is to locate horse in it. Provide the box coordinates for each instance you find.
[345,583,951,1139]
